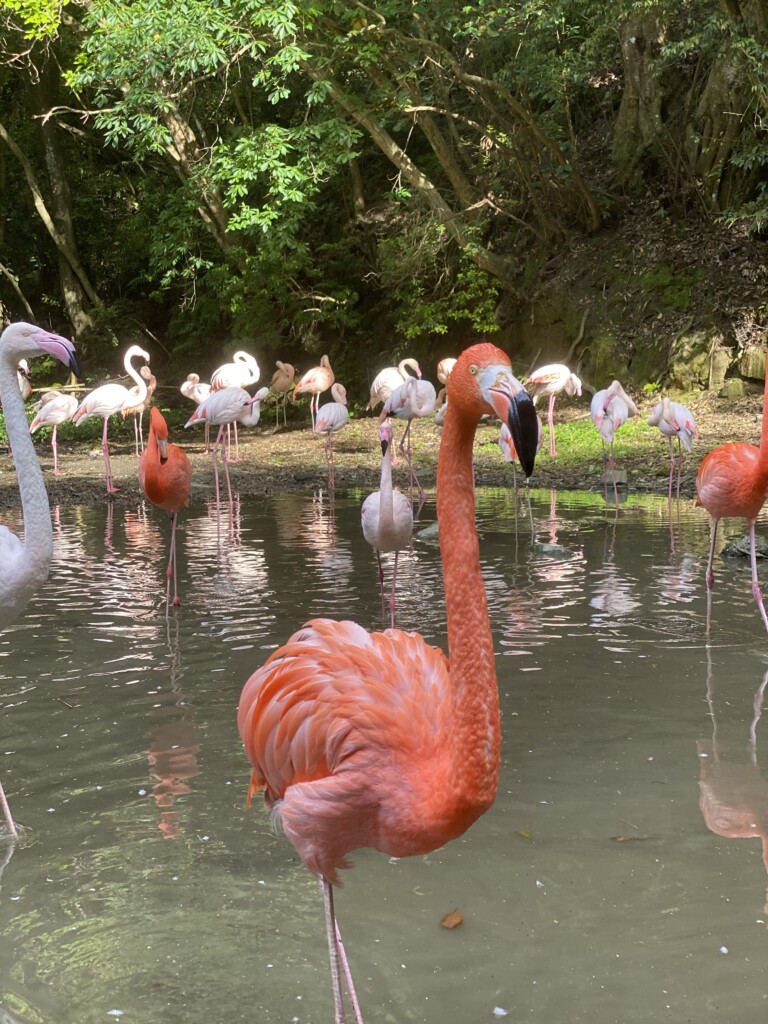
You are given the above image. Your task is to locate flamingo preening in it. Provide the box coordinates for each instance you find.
[72,345,151,494]
[270,360,295,427]
[211,351,260,460]
[366,358,421,412]
[590,380,638,506]
[180,373,212,452]
[0,321,80,838]
[648,396,699,501]
[237,343,538,1024]
[29,391,78,476]
[380,376,437,515]
[525,363,582,457]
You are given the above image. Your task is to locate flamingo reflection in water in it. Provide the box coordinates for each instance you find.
[146,625,199,839]
[698,662,768,912]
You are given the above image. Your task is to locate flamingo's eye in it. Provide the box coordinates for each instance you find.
[469,364,479,376]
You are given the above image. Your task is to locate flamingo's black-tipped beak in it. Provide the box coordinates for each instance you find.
[486,372,538,479]
[380,436,389,457]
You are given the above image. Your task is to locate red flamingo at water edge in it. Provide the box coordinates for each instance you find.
[237,343,539,1024]
[0,321,80,839]
[525,362,582,457]
[71,345,150,495]
[138,407,192,611]
[695,356,768,633]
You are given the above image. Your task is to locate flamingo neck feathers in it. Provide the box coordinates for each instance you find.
[378,439,395,534]
[125,350,148,406]
[760,358,768,458]
[0,349,53,582]
[436,401,500,805]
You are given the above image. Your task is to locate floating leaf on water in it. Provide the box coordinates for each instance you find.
[440,910,463,929]
[516,828,532,841]
[610,835,646,842]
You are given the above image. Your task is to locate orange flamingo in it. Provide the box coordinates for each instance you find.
[138,407,192,610]
[695,358,768,633]
[237,343,538,1024]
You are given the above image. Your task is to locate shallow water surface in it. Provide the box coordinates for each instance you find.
[1,487,768,1023]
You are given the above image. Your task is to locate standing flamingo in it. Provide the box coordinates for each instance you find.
[366,357,421,411]
[270,360,295,427]
[139,407,192,611]
[185,385,269,516]
[0,321,80,838]
[237,343,538,1024]
[180,372,212,452]
[525,363,582,457]
[590,380,638,505]
[29,391,78,476]
[696,357,768,633]
[72,345,150,495]
[436,357,456,385]
[211,350,260,460]
[313,383,349,491]
[380,376,437,515]
[122,365,157,455]
[361,421,414,627]
[293,354,334,430]
[648,396,699,501]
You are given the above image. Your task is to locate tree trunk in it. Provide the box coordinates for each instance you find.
[612,14,668,184]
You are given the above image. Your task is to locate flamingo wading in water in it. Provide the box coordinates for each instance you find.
[695,355,768,634]
[139,407,192,611]
[361,421,414,628]
[237,343,539,1024]
[0,321,80,838]
[313,383,349,491]
[648,396,699,501]
[211,350,260,461]
[72,345,150,494]
[29,391,78,476]
[590,380,638,505]
[525,363,582,457]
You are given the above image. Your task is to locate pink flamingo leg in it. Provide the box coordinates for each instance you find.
[220,438,235,518]
[326,434,335,492]
[609,443,618,507]
[0,782,18,838]
[167,510,182,609]
[51,425,61,476]
[389,551,399,629]
[211,425,227,516]
[705,516,719,635]
[748,521,768,633]
[548,393,557,456]
[101,416,119,494]
[675,440,684,501]
[667,438,675,503]
[321,879,364,1024]
[375,552,386,619]
[233,421,240,462]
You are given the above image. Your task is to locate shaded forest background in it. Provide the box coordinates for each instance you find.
[1,0,768,398]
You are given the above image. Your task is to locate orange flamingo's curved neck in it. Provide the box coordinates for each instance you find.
[437,405,500,803]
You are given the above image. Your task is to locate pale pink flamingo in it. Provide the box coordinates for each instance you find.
[293,354,334,430]
[122,365,157,455]
[72,345,150,494]
[0,321,80,838]
[180,372,212,452]
[648,396,699,501]
[366,357,421,411]
[313,383,349,491]
[270,360,295,427]
[591,380,638,505]
[525,363,582,457]
[16,360,30,400]
[380,376,437,515]
[211,350,260,460]
[434,387,448,432]
[29,391,78,475]
[185,385,269,516]
[361,421,414,627]
[237,343,539,1024]
[436,357,456,384]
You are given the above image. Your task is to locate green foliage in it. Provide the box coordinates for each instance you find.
[0,0,66,39]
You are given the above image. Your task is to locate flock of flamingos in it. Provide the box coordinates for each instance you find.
[1,320,767,1023]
